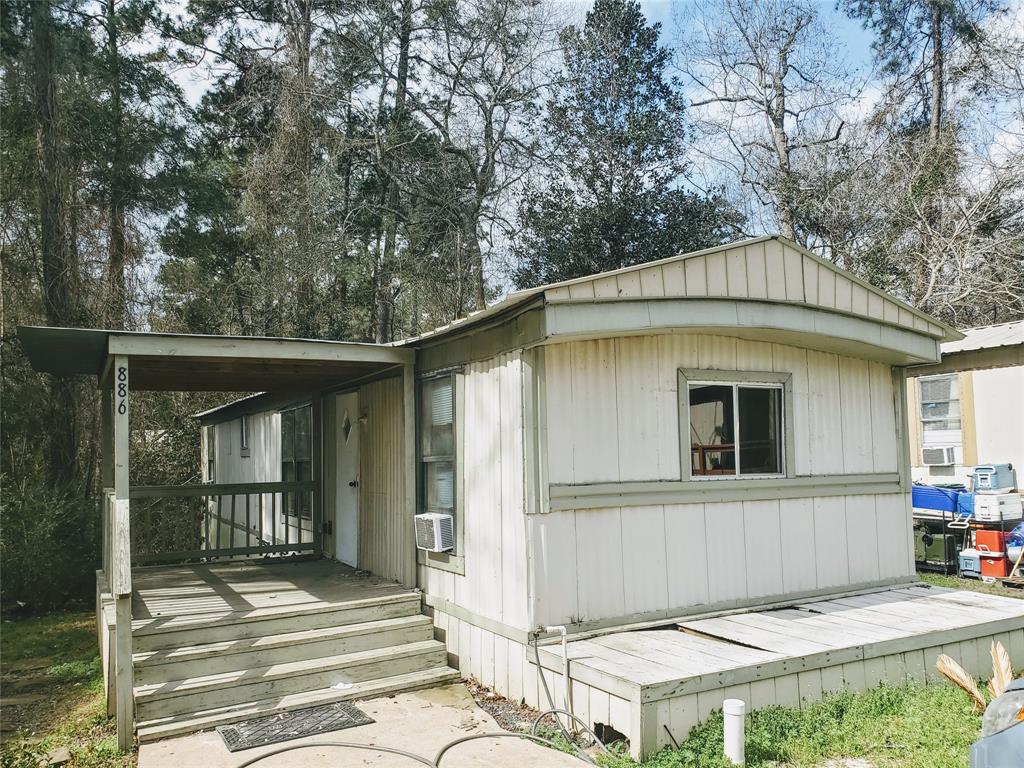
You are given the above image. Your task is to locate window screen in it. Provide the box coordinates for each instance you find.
[420,376,456,518]
[920,375,961,432]
[689,382,784,477]
[281,405,313,518]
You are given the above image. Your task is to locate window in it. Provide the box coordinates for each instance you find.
[281,405,312,518]
[687,380,784,477]
[419,376,455,517]
[205,427,216,482]
[240,414,250,457]
[919,375,961,438]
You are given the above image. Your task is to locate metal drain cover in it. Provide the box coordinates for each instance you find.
[217,702,374,752]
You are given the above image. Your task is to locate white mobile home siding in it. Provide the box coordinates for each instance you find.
[532,333,913,628]
[209,412,292,547]
[419,351,530,632]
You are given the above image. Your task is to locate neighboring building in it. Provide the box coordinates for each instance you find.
[19,236,1024,759]
[907,321,1024,487]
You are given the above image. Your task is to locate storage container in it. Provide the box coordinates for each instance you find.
[911,484,962,513]
[957,492,975,517]
[980,551,1011,579]
[914,528,957,565]
[973,464,1017,493]
[959,547,981,577]
[975,529,1008,553]
[973,494,1023,523]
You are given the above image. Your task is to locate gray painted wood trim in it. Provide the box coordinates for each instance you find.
[108,332,413,364]
[422,594,533,645]
[402,362,417,587]
[416,302,546,373]
[546,473,902,511]
[895,367,913,492]
[908,344,1024,375]
[417,550,465,575]
[544,299,940,364]
[129,480,315,499]
[678,368,795,482]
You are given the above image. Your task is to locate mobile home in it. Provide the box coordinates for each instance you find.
[19,236,1024,758]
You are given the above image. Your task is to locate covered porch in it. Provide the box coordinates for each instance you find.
[18,327,423,748]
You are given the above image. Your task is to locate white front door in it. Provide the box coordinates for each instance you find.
[334,392,360,567]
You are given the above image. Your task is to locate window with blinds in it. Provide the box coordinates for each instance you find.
[281,405,313,518]
[419,376,456,518]
[919,374,961,437]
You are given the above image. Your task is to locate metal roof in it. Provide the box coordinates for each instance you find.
[397,235,960,346]
[941,320,1024,354]
[16,326,411,392]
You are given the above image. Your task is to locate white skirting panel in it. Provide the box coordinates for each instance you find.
[427,606,635,739]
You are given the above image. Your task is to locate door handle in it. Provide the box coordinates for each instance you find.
[348,480,359,488]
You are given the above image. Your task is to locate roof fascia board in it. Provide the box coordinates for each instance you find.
[775,237,961,340]
[107,333,412,365]
[908,344,1024,376]
[544,298,941,364]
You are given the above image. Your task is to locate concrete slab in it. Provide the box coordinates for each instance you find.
[138,684,583,768]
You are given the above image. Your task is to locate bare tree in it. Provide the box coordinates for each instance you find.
[676,0,858,243]
[414,0,557,309]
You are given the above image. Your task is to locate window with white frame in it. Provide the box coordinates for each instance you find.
[419,375,455,518]
[919,374,961,442]
[686,379,785,477]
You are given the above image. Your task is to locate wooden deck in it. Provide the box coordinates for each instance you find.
[535,585,1024,759]
[131,558,413,631]
[103,559,458,742]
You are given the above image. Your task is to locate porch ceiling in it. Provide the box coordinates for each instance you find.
[16,326,411,392]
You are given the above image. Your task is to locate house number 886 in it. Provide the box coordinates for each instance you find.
[117,367,127,415]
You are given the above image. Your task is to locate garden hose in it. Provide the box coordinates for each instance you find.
[231,705,611,767]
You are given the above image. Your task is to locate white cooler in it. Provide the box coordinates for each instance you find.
[973,493,1024,523]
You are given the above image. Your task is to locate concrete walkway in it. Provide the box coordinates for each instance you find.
[138,684,584,768]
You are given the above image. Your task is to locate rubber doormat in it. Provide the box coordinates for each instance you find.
[217,702,374,752]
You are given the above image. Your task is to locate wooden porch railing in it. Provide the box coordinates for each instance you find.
[126,481,317,565]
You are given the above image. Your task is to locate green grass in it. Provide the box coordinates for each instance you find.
[600,682,985,768]
[917,571,1024,599]
[0,610,134,768]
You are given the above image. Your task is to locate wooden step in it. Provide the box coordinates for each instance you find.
[133,614,434,684]
[136,666,461,743]
[132,591,422,651]
[135,639,448,720]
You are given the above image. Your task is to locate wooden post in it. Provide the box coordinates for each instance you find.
[111,355,134,751]
[402,361,416,587]
[311,393,323,556]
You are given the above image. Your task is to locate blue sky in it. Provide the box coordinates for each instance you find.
[637,1,876,70]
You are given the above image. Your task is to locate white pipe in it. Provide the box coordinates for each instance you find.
[723,698,745,765]
[543,625,573,731]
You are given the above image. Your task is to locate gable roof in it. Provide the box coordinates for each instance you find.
[399,235,961,347]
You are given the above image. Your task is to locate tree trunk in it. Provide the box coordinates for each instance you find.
[32,0,81,486]
[106,0,128,330]
[929,2,944,143]
[464,212,485,311]
[770,59,796,241]
[374,0,413,343]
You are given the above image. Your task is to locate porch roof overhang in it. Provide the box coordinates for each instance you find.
[16,326,413,392]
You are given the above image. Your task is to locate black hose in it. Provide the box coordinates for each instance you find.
[232,740,435,767]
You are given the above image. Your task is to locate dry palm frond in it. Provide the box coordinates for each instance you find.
[936,654,987,712]
[989,641,1014,699]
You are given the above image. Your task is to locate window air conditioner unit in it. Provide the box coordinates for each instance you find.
[922,446,956,467]
[415,513,454,552]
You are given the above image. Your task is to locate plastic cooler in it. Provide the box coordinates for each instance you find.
[911,484,962,514]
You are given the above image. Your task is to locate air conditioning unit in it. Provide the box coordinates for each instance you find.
[922,446,956,467]
[415,513,454,552]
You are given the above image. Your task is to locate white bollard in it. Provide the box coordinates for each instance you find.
[723,698,746,765]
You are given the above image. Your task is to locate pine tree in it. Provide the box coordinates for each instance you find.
[513,0,736,287]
